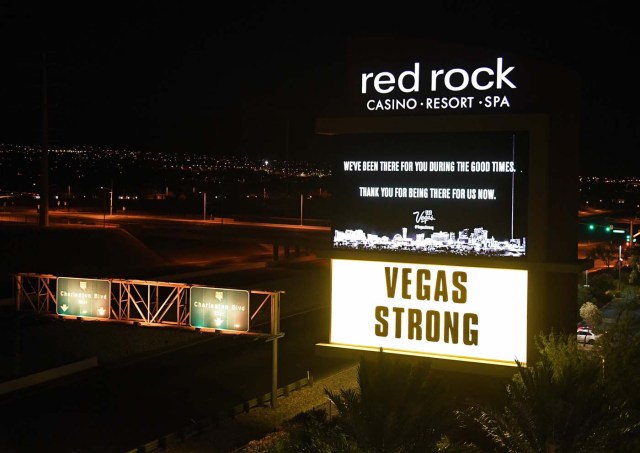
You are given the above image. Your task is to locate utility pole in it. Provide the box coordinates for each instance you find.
[39,53,50,227]
[203,191,207,221]
[285,119,290,196]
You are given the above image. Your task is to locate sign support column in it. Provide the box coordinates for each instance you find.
[15,274,22,311]
[270,291,281,408]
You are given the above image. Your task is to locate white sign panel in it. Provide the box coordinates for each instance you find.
[331,259,528,366]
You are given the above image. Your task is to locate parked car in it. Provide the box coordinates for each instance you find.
[577,328,601,345]
[577,320,593,330]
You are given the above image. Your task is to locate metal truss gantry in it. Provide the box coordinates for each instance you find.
[13,272,285,407]
[13,273,282,335]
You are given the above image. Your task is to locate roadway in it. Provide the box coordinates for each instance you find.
[0,205,629,283]
[0,260,356,453]
[0,208,331,270]
[0,208,330,232]
[0,209,346,452]
[3,205,635,281]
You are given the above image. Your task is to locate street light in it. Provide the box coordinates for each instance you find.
[618,245,623,291]
[98,186,112,227]
[101,189,106,227]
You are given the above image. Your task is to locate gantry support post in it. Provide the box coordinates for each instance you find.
[270,291,281,408]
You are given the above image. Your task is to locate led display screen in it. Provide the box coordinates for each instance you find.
[332,132,529,259]
[331,259,528,366]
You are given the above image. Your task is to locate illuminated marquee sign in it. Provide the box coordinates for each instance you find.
[358,57,518,113]
[332,131,528,259]
[330,259,528,366]
[190,286,250,331]
[56,277,111,319]
[319,38,578,371]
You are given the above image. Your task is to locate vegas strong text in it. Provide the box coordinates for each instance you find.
[375,266,478,346]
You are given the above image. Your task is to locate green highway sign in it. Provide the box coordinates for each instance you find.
[56,277,111,319]
[190,286,250,331]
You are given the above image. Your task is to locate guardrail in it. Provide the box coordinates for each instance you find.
[124,375,314,453]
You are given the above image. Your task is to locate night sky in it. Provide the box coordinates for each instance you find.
[1,1,638,175]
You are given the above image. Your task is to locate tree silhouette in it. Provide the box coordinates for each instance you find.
[325,353,460,453]
[587,243,617,268]
[596,312,640,452]
[459,332,635,452]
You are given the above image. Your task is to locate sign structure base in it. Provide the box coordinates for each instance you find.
[315,342,518,379]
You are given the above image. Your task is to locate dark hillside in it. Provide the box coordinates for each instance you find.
[0,225,167,296]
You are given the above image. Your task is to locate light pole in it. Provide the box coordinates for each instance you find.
[203,191,207,221]
[618,245,622,291]
[300,194,303,226]
[39,53,50,227]
[99,186,110,226]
